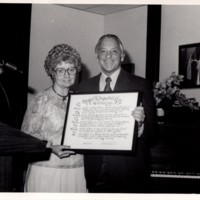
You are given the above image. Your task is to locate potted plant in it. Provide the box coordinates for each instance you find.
[153,72,199,124]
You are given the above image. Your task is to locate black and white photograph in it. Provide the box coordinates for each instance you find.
[0,1,200,200]
[179,43,200,88]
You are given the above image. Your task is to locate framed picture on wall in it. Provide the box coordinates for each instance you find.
[179,43,200,88]
[121,63,135,75]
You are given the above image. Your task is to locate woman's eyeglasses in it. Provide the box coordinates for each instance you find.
[54,67,77,76]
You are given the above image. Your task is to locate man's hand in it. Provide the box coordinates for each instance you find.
[131,105,145,137]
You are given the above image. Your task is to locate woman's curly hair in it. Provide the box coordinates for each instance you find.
[44,44,81,77]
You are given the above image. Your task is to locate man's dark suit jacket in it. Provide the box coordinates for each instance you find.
[78,69,157,193]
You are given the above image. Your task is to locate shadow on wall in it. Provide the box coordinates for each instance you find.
[27,86,36,94]
[122,50,135,75]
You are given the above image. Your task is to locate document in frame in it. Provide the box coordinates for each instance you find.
[61,91,141,153]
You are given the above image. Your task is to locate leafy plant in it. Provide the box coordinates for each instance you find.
[153,72,199,110]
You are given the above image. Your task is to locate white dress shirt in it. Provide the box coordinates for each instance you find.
[99,68,121,91]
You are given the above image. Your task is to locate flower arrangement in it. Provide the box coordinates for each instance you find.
[153,72,199,110]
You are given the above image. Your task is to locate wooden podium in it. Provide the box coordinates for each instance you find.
[0,121,48,191]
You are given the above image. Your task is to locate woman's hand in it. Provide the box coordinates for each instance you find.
[131,105,145,137]
[48,144,75,159]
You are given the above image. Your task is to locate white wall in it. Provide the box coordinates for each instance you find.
[28,4,104,102]
[28,4,148,103]
[29,4,200,104]
[104,6,147,77]
[160,5,200,103]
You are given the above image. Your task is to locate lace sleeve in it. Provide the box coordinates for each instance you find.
[21,93,48,141]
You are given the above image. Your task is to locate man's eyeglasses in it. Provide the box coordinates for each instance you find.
[54,67,77,76]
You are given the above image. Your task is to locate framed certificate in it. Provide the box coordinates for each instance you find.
[61,91,142,154]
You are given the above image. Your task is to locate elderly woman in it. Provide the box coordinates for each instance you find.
[21,44,87,192]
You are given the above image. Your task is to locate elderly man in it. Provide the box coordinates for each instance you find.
[78,34,157,193]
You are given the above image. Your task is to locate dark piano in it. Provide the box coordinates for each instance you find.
[150,120,200,193]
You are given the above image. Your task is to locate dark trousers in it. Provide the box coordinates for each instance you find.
[85,140,151,193]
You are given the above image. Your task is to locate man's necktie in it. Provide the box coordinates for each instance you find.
[104,77,112,91]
